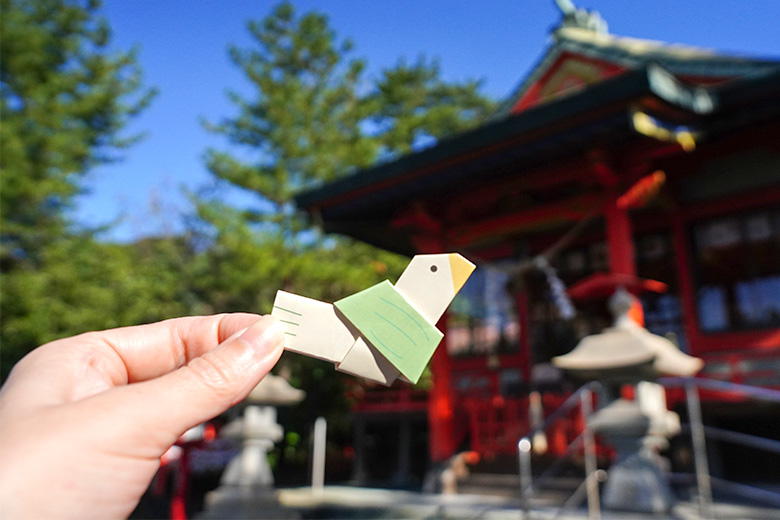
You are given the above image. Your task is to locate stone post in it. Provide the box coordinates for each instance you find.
[198,375,305,519]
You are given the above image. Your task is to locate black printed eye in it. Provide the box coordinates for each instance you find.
[430,265,438,272]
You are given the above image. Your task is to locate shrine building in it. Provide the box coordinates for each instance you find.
[296,6,780,484]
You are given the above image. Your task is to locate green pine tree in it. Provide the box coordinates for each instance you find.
[195,2,496,468]
[0,0,156,267]
[1,0,156,378]
[197,0,497,321]
[203,2,495,233]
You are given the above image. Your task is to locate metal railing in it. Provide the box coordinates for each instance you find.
[659,377,780,518]
[517,381,603,520]
[517,377,780,520]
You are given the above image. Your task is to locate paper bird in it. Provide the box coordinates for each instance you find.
[271,253,475,385]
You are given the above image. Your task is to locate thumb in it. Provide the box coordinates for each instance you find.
[100,315,285,451]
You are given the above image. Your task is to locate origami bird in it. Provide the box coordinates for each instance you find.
[271,253,475,385]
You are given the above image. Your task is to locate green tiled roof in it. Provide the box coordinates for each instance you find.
[496,26,779,118]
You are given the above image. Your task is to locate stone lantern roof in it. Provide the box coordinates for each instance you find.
[246,373,306,406]
[552,288,703,381]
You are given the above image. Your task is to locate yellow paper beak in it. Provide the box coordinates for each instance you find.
[449,253,476,294]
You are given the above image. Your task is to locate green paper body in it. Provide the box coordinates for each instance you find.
[334,280,443,383]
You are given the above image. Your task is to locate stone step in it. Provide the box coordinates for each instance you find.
[457,472,582,501]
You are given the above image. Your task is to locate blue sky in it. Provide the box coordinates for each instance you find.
[75,1,780,241]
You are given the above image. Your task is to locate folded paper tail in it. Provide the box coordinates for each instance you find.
[271,290,356,364]
[271,290,404,386]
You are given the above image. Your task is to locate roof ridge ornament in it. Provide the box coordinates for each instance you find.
[554,0,608,34]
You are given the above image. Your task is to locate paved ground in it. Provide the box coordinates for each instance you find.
[277,486,780,520]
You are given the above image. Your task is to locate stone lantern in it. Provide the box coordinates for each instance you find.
[553,288,702,514]
[199,374,305,519]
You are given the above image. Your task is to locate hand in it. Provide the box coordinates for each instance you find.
[0,313,284,519]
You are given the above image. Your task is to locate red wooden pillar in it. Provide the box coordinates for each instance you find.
[429,317,456,462]
[413,234,457,463]
[603,194,644,324]
[604,195,636,277]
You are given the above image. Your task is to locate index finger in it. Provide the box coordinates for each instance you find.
[3,313,264,405]
[79,313,265,383]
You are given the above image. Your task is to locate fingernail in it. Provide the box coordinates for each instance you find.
[238,315,283,353]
